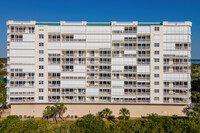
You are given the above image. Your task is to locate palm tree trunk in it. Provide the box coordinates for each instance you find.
[59,114,64,121]
[55,115,58,124]
[2,104,4,112]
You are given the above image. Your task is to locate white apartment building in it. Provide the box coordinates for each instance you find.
[6,21,192,117]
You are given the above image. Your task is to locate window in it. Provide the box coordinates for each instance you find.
[39,34,44,39]
[39,96,43,100]
[39,65,44,69]
[154,89,159,93]
[39,43,44,46]
[39,50,44,54]
[154,58,160,62]
[39,81,44,84]
[154,74,159,78]
[39,58,44,62]
[154,97,159,101]
[39,73,44,77]
[39,88,44,92]
[154,81,159,85]
[154,51,159,55]
[154,27,160,31]
[154,66,159,70]
[154,43,159,47]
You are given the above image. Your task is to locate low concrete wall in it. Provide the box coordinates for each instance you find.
[11,104,187,118]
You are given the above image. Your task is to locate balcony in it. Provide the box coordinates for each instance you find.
[99,69,111,72]
[48,92,60,95]
[62,38,86,42]
[62,54,77,57]
[48,84,60,87]
[124,38,137,42]
[137,77,150,80]
[164,92,188,96]
[99,61,111,64]
[173,85,188,88]
[138,62,150,65]
[175,46,189,50]
[137,100,150,103]
[164,100,187,104]
[99,54,111,57]
[124,92,136,95]
[10,98,34,103]
[49,61,60,65]
[138,46,150,50]
[10,84,34,87]
[48,99,60,103]
[99,92,111,95]
[61,92,86,95]
[112,30,137,34]
[10,38,23,42]
[138,54,150,57]
[173,69,189,73]
[137,39,150,42]
[10,76,34,80]
[124,85,137,87]
[173,62,189,65]
[137,92,150,95]
[10,92,35,96]
[137,85,150,88]
[99,84,111,87]
[113,99,137,103]
[164,62,169,64]
[124,69,137,72]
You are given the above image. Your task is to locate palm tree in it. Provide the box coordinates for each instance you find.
[192,91,200,103]
[119,108,130,120]
[43,106,52,120]
[96,111,104,119]
[51,106,58,123]
[102,108,112,123]
[55,103,67,121]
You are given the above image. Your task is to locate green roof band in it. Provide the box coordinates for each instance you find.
[36,22,60,26]
[87,22,111,26]
[138,22,162,26]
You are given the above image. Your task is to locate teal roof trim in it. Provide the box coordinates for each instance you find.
[36,22,60,26]
[87,22,111,26]
[138,22,162,26]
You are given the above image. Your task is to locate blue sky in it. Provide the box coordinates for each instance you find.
[0,0,199,58]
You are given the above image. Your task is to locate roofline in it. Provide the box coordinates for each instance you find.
[6,20,192,26]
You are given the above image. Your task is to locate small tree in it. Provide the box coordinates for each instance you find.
[192,91,200,103]
[43,106,53,120]
[96,111,104,119]
[186,103,200,123]
[101,108,112,123]
[43,103,67,123]
[119,108,130,120]
[55,103,67,121]
[0,81,6,117]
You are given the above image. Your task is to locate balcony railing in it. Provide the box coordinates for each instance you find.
[138,46,150,49]
[138,62,150,65]
[10,38,23,42]
[173,85,188,88]
[62,39,86,42]
[10,99,34,103]
[137,39,150,42]
[48,38,61,42]
[137,85,150,87]
[138,54,150,57]
[112,30,137,34]
[48,99,60,102]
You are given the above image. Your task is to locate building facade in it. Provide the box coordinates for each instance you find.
[7,21,192,117]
